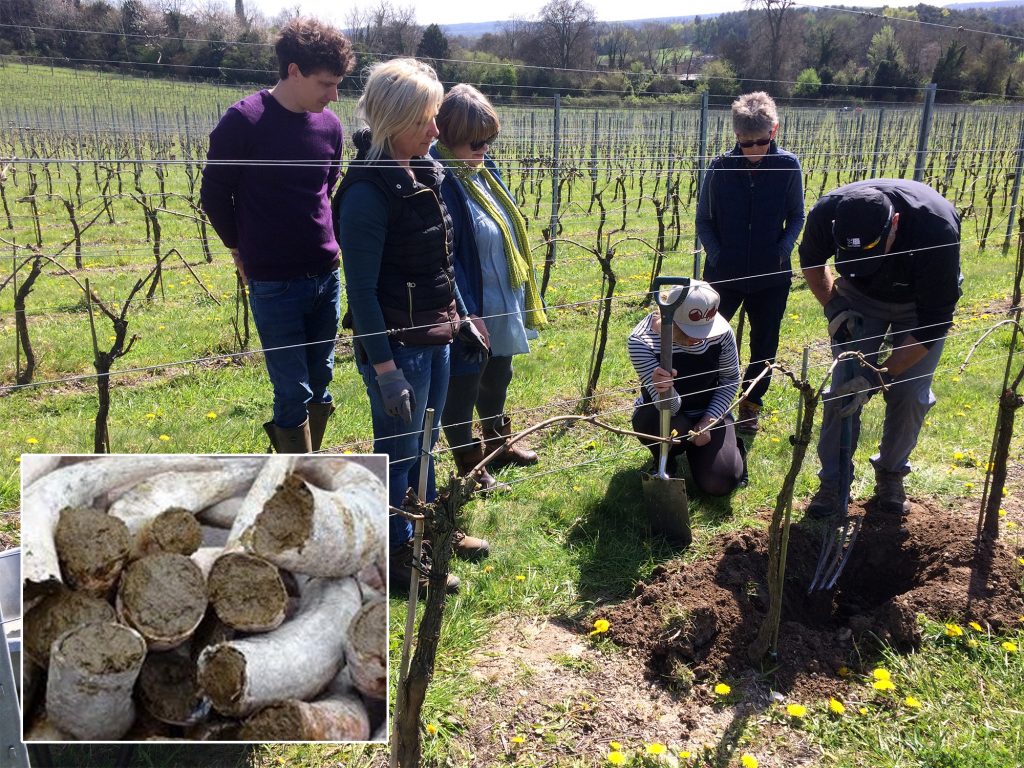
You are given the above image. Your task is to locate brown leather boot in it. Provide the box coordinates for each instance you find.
[388,539,460,597]
[482,414,538,469]
[263,419,312,453]
[452,439,502,492]
[307,402,335,452]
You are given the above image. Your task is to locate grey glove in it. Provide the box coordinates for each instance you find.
[377,368,416,425]
[823,295,851,322]
[832,374,874,418]
[828,309,864,343]
[457,317,490,365]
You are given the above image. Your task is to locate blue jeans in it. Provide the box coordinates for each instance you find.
[248,270,341,429]
[715,282,790,406]
[817,281,943,487]
[358,343,450,545]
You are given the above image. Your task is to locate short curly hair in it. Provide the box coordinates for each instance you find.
[275,17,355,80]
[732,91,778,136]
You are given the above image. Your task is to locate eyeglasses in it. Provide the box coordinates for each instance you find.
[470,134,498,151]
[737,137,772,149]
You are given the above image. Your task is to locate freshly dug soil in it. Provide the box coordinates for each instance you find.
[24,590,116,667]
[118,553,208,648]
[604,499,1024,695]
[54,506,130,594]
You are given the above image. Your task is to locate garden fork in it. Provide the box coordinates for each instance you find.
[808,318,864,593]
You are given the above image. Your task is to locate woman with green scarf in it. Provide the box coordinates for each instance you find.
[431,84,547,493]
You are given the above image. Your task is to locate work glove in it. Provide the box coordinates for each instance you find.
[823,295,851,322]
[828,309,864,344]
[832,375,872,418]
[457,316,490,365]
[377,368,416,425]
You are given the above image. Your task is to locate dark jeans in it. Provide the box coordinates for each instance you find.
[248,270,341,429]
[442,355,514,451]
[632,404,745,497]
[715,282,790,406]
[357,343,450,545]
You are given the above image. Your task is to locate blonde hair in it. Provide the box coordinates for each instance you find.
[437,84,501,148]
[356,58,443,161]
[732,91,778,136]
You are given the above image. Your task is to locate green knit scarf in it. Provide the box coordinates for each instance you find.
[436,142,547,329]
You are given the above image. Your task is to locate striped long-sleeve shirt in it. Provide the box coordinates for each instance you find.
[628,313,740,420]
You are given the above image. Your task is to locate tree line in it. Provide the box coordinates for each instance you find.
[4,0,1024,103]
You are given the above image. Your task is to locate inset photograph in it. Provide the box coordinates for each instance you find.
[19,454,388,744]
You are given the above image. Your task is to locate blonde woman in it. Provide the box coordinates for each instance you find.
[430,84,547,493]
[334,59,489,594]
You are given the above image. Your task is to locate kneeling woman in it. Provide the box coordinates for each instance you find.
[628,280,745,496]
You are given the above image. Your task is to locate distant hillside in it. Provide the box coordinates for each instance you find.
[442,14,709,40]
[944,0,1024,7]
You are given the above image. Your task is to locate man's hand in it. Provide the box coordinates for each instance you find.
[832,374,876,418]
[457,317,490,364]
[231,248,248,286]
[828,308,863,343]
[377,368,415,425]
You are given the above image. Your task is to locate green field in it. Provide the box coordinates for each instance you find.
[2,64,1023,767]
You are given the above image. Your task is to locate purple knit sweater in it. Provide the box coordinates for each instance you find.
[201,90,343,281]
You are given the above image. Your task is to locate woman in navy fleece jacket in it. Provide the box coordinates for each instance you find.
[696,91,804,435]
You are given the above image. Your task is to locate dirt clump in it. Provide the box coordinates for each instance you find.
[604,499,1024,696]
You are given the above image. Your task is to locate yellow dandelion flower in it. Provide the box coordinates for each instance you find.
[859,707,868,714]
[966,638,979,648]
[965,482,975,490]
[426,723,438,736]
[645,743,667,756]
[740,754,759,768]
[159,325,166,330]
[829,698,846,715]
[483,565,494,573]
[1002,641,1018,653]
[607,752,626,766]
[206,411,217,419]
[1017,558,1024,567]
[969,621,984,632]
[904,696,922,709]
[837,665,850,677]
[510,735,525,744]
[610,742,622,751]
[14,457,21,464]
[514,574,526,582]
[679,752,691,759]
[26,437,38,444]
[145,412,156,419]
[770,436,780,443]
[786,703,807,718]
[714,683,731,696]
[999,509,1007,517]
[590,619,611,635]
[872,679,895,692]
[158,434,171,442]
[872,668,891,681]
[945,623,964,637]
[953,451,964,460]
[1008,521,1018,529]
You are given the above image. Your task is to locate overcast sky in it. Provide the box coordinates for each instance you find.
[243,0,921,28]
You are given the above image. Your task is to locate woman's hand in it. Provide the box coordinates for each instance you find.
[689,415,715,447]
[652,366,676,395]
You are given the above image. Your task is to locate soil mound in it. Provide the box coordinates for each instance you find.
[605,499,1024,695]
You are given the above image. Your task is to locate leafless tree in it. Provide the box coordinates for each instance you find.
[746,0,794,84]
[537,0,597,70]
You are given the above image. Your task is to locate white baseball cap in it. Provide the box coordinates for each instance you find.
[660,280,731,340]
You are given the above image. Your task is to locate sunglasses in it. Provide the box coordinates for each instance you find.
[737,137,772,149]
[470,133,498,151]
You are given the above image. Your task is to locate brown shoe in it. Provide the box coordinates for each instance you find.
[736,401,761,436]
[483,415,538,469]
[452,528,490,561]
[452,439,503,492]
[388,540,460,597]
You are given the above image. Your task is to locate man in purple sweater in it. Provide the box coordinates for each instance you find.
[201,18,354,452]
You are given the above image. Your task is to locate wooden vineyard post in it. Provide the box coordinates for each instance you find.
[1004,116,1024,250]
[913,83,937,184]
[693,91,709,277]
[548,94,561,268]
